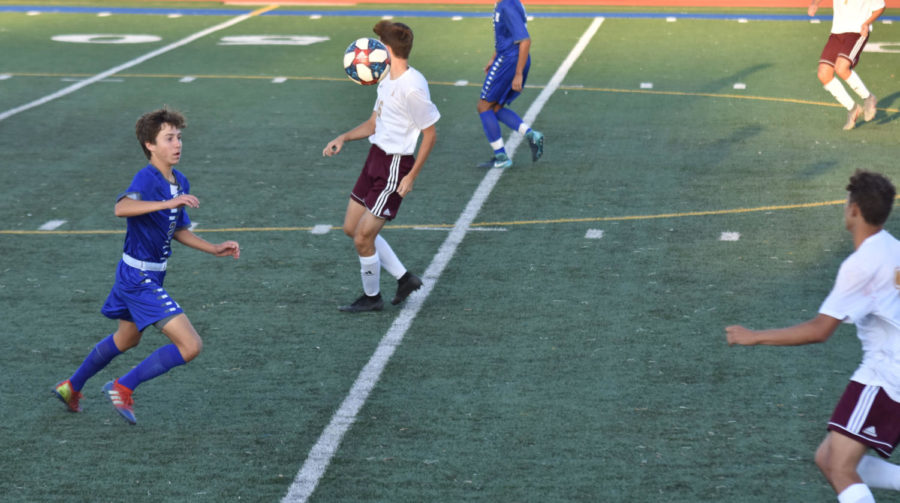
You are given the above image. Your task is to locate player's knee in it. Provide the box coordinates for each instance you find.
[814,441,832,476]
[179,337,203,362]
[353,234,375,256]
[817,67,834,85]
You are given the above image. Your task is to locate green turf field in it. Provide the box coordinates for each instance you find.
[1,1,899,501]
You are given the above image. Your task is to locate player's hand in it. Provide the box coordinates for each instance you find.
[323,138,343,157]
[512,73,523,92]
[397,177,413,198]
[725,325,756,346]
[861,23,870,38]
[484,58,495,74]
[214,240,240,259]
[169,194,199,209]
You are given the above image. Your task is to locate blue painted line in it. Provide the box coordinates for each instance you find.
[1,5,897,22]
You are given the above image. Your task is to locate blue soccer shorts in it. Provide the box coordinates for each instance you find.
[101,261,183,331]
[480,51,531,105]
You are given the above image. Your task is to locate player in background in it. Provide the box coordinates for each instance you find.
[476,0,543,169]
[727,170,900,503]
[323,20,440,313]
[808,0,884,130]
[53,108,241,424]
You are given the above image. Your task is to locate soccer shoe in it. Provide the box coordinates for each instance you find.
[863,94,877,122]
[53,379,83,413]
[339,293,384,312]
[103,380,136,425]
[526,130,544,162]
[476,153,513,169]
[391,272,423,305]
[843,104,862,130]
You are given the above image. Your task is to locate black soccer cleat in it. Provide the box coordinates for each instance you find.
[339,293,384,313]
[391,272,423,305]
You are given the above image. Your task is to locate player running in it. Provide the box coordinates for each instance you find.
[52,108,240,424]
[476,0,544,169]
[323,20,440,312]
[808,0,884,130]
[727,170,900,502]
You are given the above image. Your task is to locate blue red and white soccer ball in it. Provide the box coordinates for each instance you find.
[343,38,390,86]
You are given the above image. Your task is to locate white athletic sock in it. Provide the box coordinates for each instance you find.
[837,483,875,503]
[375,235,406,280]
[490,138,505,151]
[358,253,380,296]
[518,123,530,135]
[844,71,872,100]
[858,455,900,490]
[824,78,858,110]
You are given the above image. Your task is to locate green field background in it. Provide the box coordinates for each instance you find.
[1,2,899,501]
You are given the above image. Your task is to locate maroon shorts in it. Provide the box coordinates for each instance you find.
[819,32,868,68]
[350,144,414,221]
[828,380,900,458]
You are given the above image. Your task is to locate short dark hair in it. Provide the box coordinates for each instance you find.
[373,20,413,59]
[847,169,895,226]
[135,107,186,160]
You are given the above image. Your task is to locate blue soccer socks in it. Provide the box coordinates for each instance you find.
[117,344,186,391]
[69,333,121,391]
[479,110,506,154]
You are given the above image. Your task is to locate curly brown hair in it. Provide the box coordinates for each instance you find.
[135,107,186,160]
[847,169,895,226]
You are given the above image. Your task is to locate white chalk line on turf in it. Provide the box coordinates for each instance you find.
[0,5,278,123]
[281,16,605,503]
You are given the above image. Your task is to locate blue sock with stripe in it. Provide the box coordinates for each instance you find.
[118,344,186,391]
[479,110,506,155]
[495,107,528,134]
[70,333,121,392]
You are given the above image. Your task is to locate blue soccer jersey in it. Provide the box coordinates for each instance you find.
[493,0,530,56]
[119,164,191,263]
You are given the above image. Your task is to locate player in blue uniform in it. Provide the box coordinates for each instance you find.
[52,108,240,424]
[477,0,544,169]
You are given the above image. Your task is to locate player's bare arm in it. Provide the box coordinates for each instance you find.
[323,111,378,157]
[807,0,822,17]
[173,228,240,259]
[726,313,842,346]
[397,124,436,197]
[862,7,885,37]
[114,194,199,217]
[512,38,531,92]
[484,52,497,74]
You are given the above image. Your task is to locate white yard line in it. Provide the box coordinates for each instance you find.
[282,16,606,503]
[0,5,276,123]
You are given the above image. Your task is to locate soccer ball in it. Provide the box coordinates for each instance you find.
[343,38,390,86]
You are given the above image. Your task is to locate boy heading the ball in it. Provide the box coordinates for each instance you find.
[727,170,900,502]
[52,108,241,424]
[323,21,440,312]
[477,0,543,169]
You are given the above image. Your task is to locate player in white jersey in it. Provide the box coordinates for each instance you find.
[727,170,900,502]
[323,20,440,312]
[808,0,884,130]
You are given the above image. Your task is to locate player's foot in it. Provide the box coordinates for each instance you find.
[843,104,862,130]
[103,380,136,425]
[339,293,384,312]
[863,94,877,122]
[525,129,544,162]
[476,153,512,169]
[53,379,82,413]
[391,271,423,305]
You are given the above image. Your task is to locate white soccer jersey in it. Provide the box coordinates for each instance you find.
[369,66,440,155]
[831,0,885,34]
[819,230,900,401]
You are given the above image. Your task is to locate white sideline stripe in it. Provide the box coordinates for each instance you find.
[38,220,66,231]
[281,16,605,503]
[0,9,266,123]
[310,224,331,235]
[585,229,604,239]
[720,231,740,241]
